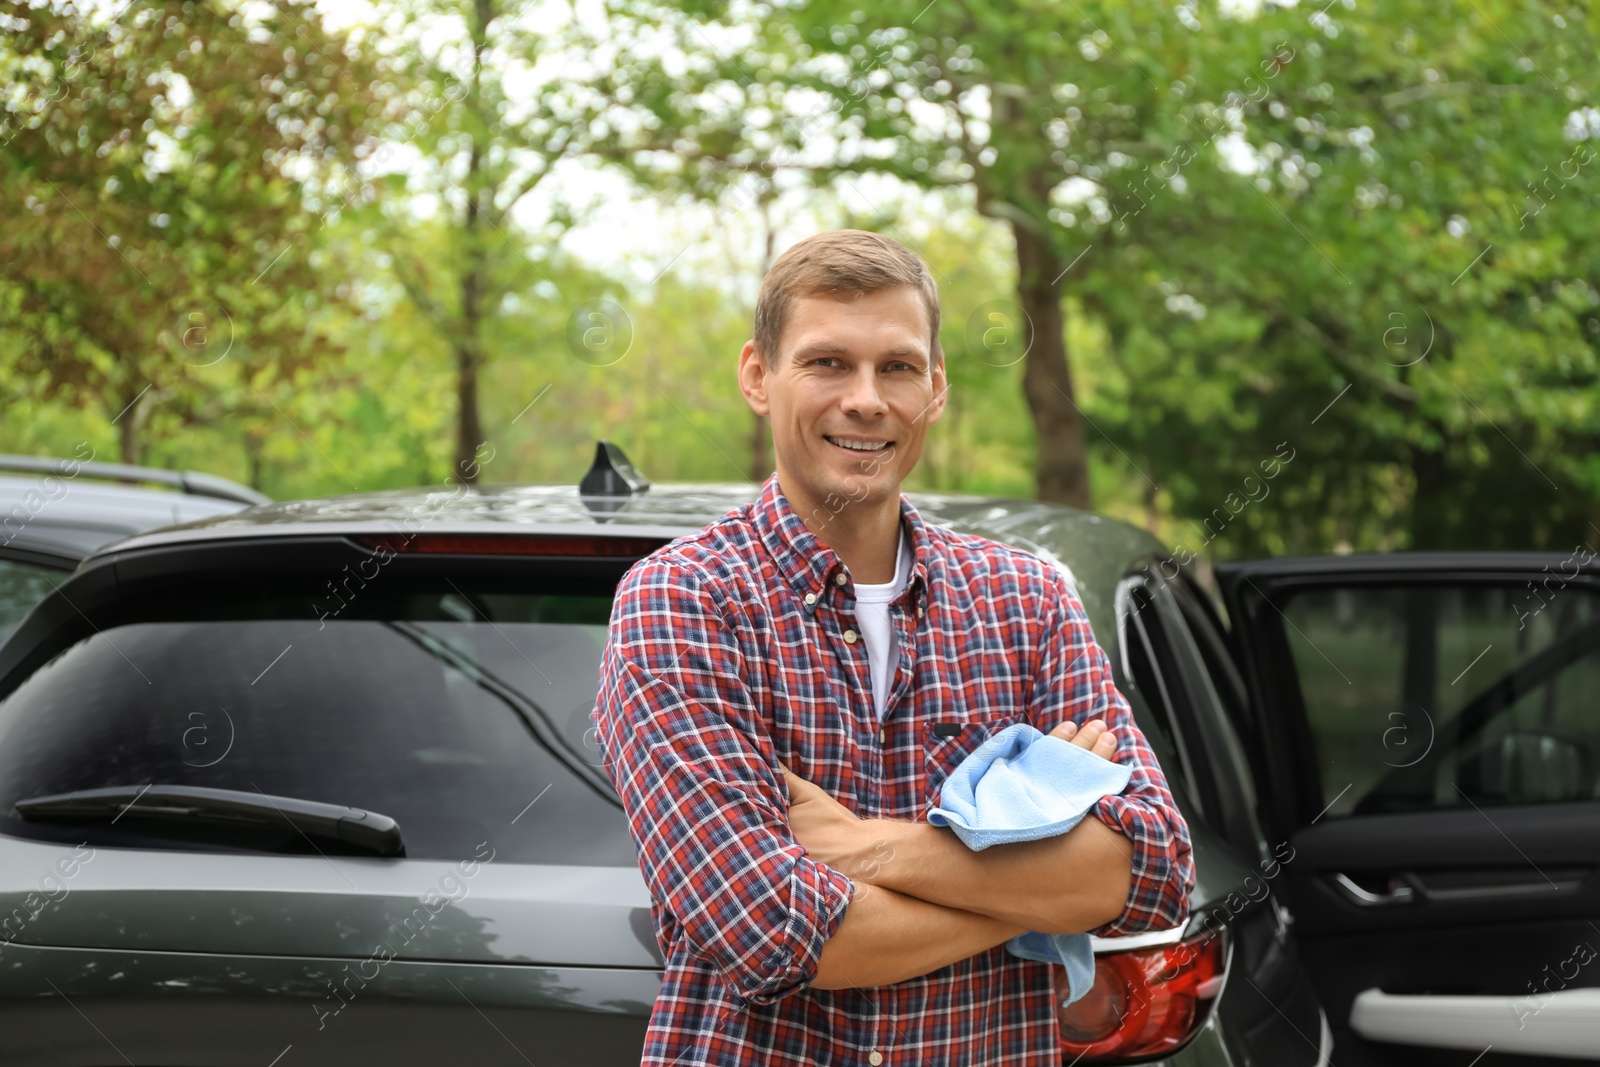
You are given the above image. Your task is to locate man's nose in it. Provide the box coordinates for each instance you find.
[840,364,887,417]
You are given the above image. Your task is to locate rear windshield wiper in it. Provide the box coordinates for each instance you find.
[14,784,405,857]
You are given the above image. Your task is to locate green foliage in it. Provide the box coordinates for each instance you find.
[1086,0,1600,553]
[0,0,384,464]
[709,0,1600,551]
[2,0,1597,557]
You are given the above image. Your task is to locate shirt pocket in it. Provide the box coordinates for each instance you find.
[921,713,1022,817]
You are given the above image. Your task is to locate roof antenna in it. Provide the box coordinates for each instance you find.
[579,440,650,499]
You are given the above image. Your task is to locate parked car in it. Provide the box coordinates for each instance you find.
[0,441,1591,1066]
[0,453,266,643]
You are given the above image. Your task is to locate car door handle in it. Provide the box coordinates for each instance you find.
[1332,870,1584,907]
[1331,872,1416,906]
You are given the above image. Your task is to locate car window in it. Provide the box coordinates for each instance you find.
[0,585,638,865]
[1121,582,1208,816]
[1276,582,1600,818]
[0,557,70,646]
[1125,574,1264,853]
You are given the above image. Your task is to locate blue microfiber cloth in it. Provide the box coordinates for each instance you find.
[927,722,1133,1005]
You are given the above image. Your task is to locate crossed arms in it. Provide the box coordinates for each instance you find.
[593,554,1193,1003]
[790,718,1136,990]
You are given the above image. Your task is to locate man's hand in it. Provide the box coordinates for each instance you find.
[1049,717,1119,761]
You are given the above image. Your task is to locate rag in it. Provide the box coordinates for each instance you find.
[927,721,1133,1005]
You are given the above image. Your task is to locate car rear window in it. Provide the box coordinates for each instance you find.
[0,584,638,865]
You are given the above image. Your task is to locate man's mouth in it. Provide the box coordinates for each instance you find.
[823,435,894,454]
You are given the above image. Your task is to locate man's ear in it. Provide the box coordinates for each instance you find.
[924,354,949,427]
[738,339,771,416]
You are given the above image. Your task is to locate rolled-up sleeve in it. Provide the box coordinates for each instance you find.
[1027,569,1195,937]
[593,553,855,1005]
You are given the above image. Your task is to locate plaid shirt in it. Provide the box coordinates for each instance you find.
[594,473,1193,1067]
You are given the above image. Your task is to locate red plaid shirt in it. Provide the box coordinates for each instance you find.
[594,473,1193,1066]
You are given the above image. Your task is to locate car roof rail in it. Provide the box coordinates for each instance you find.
[0,454,271,506]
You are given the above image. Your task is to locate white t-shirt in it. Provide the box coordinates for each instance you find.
[852,525,912,723]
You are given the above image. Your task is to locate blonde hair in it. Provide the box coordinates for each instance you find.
[752,230,941,366]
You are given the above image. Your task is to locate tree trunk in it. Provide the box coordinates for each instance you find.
[1011,220,1091,509]
[114,379,142,465]
[748,196,777,483]
[455,184,485,485]
[118,408,138,466]
[747,414,770,483]
[1409,439,1450,549]
[244,429,264,491]
[452,0,493,486]
[454,337,483,485]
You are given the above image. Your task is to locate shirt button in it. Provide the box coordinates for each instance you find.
[869,1053,884,1066]
[916,605,924,618]
[835,572,848,586]
[843,629,858,644]
[804,593,817,606]
[879,729,886,744]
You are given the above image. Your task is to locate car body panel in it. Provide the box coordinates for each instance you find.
[0,942,659,1067]
[0,833,660,966]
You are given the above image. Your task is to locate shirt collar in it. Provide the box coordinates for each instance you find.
[750,471,931,615]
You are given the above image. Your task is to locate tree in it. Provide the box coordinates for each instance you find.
[704,0,1217,510]
[1084,0,1600,553]
[694,0,1598,550]
[362,0,724,482]
[0,0,382,464]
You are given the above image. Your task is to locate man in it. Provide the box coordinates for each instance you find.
[593,229,1193,1065]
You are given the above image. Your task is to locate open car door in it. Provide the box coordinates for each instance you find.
[1216,551,1600,1067]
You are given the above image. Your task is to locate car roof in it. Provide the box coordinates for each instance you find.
[0,475,252,562]
[82,480,1166,645]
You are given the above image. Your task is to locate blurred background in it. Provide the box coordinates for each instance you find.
[2,0,1596,562]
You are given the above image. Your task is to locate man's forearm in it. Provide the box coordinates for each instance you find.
[810,881,1026,990]
[859,813,1134,935]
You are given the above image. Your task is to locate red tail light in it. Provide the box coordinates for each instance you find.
[356,534,665,557]
[1056,927,1228,1062]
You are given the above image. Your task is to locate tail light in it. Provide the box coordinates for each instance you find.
[1055,926,1228,1062]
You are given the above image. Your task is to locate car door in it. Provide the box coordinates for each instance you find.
[1216,551,1600,1067]
[1118,564,1333,1067]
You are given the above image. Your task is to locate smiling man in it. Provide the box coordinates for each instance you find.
[593,229,1193,1066]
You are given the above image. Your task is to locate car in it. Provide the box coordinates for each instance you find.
[0,440,1592,1066]
[0,453,266,643]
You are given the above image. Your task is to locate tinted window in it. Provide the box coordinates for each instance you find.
[0,588,636,864]
[1125,576,1262,851]
[0,558,69,645]
[1279,582,1600,817]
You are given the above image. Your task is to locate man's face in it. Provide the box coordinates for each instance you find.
[738,286,947,526]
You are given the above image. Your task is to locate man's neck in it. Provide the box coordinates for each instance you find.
[782,474,904,585]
